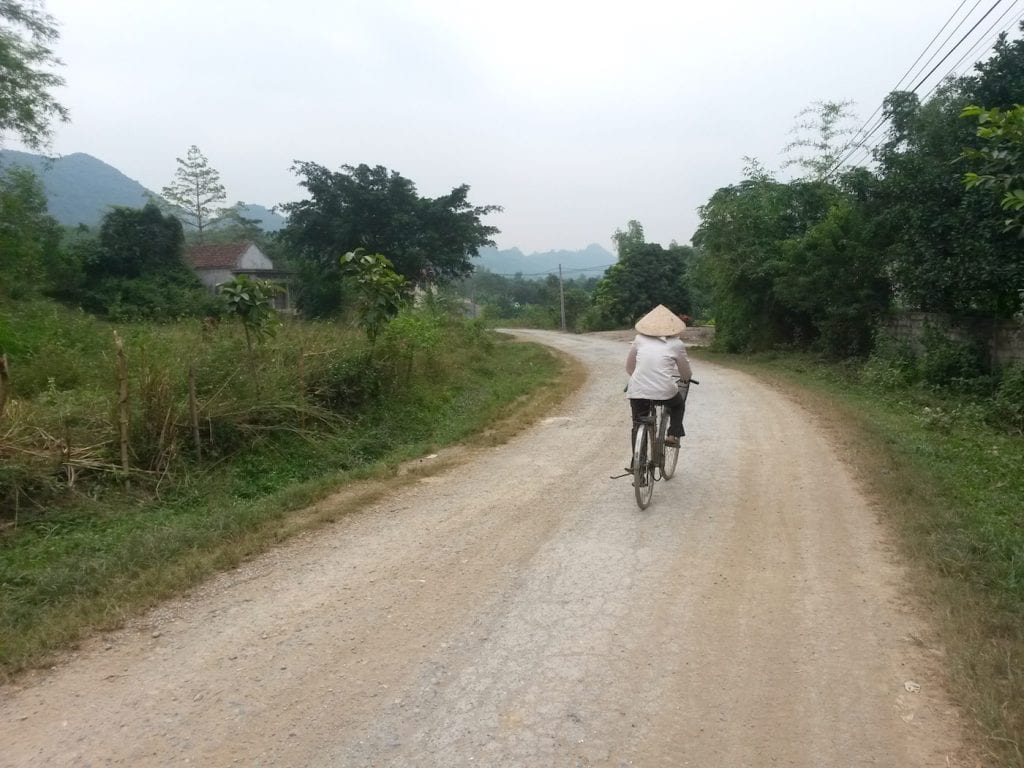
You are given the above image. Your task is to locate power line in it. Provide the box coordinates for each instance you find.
[908,0,1007,92]
[842,0,979,155]
[843,1,1024,170]
[904,0,988,90]
[826,0,1016,176]
[897,0,976,90]
[919,0,1024,100]
[485,263,616,278]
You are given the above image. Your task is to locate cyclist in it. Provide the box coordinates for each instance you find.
[625,305,693,468]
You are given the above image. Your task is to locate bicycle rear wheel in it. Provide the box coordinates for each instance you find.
[654,407,679,480]
[662,443,679,479]
[633,424,654,509]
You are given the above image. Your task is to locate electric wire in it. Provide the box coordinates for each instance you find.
[841,0,977,156]
[919,0,1024,101]
[486,263,617,278]
[903,0,987,90]
[908,0,1007,92]
[841,1,1024,171]
[826,0,1016,176]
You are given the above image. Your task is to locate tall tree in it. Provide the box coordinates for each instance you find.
[874,83,1022,318]
[589,220,692,328]
[160,145,228,242]
[279,162,500,317]
[0,0,68,149]
[782,100,858,180]
[72,202,211,320]
[0,165,61,294]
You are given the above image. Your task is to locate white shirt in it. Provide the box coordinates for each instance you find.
[625,334,692,400]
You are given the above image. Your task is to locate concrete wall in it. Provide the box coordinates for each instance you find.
[195,268,233,290]
[238,244,274,271]
[884,311,1024,366]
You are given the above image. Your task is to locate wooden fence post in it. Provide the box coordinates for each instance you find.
[0,354,9,419]
[113,332,130,477]
[188,362,201,460]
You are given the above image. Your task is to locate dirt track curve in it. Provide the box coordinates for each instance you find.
[0,329,969,767]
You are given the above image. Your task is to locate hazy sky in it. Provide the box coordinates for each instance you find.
[15,0,1021,253]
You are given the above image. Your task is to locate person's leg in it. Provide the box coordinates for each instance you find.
[629,399,653,466]
[665,391,685,439]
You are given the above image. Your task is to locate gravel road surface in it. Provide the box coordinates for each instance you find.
[0,330,968,766]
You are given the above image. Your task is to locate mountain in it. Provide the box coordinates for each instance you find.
[476,243,615,279]
[0,150,285,232]
[234,203,286,232]
[0,150,151,226]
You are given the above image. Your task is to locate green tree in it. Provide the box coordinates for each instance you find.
[160,145,228,242]
[340,249,408,343]
[960,104,1024,233]
[0,165,61,295]
[773,193,890,356]
[782,99,858,180]
[89,202,187,278]
[220,274,280,383]
[875,86,1023,318]
[0,0,68,149]
[77,203,210,319]
[280,162,500,316]
[693,162,834,351]
[589,220,692,328]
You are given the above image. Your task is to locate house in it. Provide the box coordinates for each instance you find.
[185,241,293,313]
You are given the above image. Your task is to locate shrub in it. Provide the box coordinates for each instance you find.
[861,331,918,388]
[994,362,1024,433]
[917,325,987,387]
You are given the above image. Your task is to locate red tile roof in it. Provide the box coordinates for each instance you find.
[185,242,253,270]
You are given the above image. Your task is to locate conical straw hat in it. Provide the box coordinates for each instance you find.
[634,304,686,337]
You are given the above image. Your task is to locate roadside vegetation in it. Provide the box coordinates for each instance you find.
[0,295,570,677]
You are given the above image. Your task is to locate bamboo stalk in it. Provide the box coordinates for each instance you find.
[114,332,130,477]
[0,354,9,419]
[189,362,202,459]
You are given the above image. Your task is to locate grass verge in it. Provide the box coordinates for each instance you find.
[709,351,1023,767]
[0,332,580,681]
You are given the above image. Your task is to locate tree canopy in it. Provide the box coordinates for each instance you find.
[279,162,500,316]
[160,145,228,241]
[71,203,212,320]
[0,0,68,149]
[586,220,692,329]
[0,165,61,295]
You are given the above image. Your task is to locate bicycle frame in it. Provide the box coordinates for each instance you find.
[630,381,692,509]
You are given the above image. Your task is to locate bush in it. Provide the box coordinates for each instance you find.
[994,362,1024,433]
[917,325,987,387]
[77,274,219,322]
[861,331,918,388]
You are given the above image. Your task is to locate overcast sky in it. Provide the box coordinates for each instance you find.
[16,0,1022,254]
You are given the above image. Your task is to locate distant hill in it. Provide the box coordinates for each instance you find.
[0,150,151,226]
[0,150,285,232]
[233,203,286,232]
[476,243,615,279]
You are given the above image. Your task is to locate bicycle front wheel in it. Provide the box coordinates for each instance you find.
[633,425,654,509]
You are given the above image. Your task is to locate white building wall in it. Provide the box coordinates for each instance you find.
[238,244,274,270]
[198,268,233,289]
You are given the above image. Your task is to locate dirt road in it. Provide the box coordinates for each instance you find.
[0,330,968,766]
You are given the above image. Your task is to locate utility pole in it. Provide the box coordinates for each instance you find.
[558,264,567,332]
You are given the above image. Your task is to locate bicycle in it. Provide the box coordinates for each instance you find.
[631,379,698,509]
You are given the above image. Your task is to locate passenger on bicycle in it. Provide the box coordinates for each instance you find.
[626,305,693,463]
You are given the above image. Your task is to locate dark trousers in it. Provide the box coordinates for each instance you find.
[629,391,686,455]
